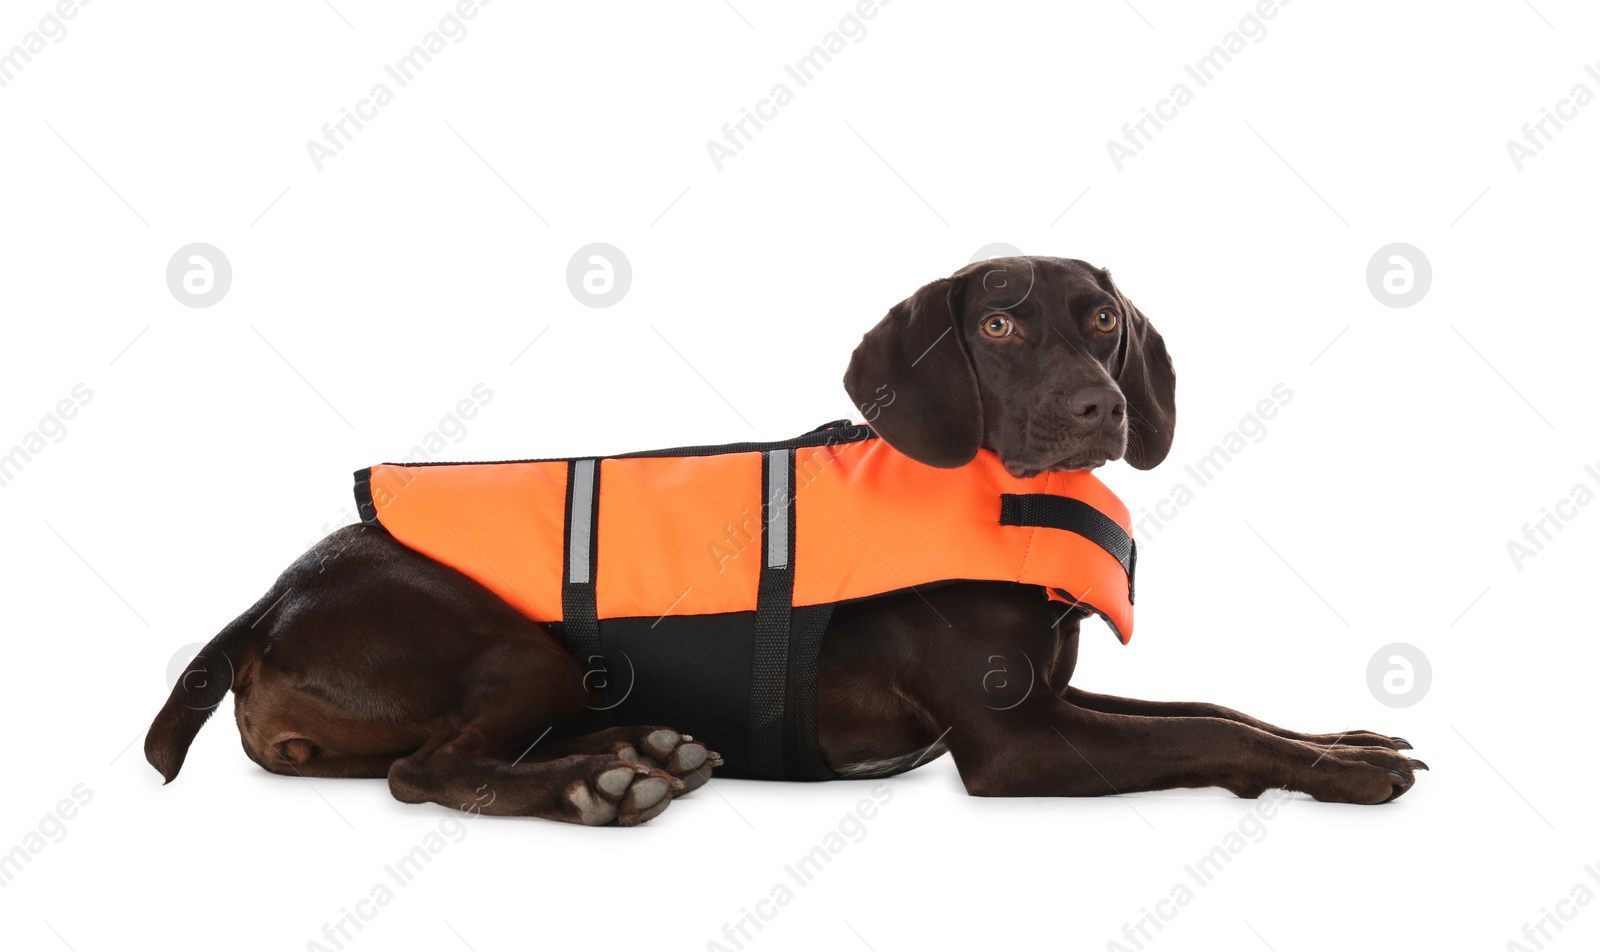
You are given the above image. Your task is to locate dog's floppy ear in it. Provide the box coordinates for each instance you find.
[1112,294,1177,470]
[844,274,983,468]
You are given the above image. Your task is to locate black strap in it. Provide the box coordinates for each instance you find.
[748,448,796,779]
[353,468,378,524]
[999,493,1136,600]
[807,418,853,433]
[784,603,837,780]
[561,459,605,696]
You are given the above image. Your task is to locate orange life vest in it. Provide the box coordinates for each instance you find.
[353,420,1136,779]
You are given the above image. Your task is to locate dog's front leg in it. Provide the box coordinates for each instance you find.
[1064,687,1412,751]
[1047,613,1410,752]
[932,693,1426,804]
[826,586,1423,803]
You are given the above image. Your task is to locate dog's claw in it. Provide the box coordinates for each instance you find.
[1390,736,1412,750]
[1409,759,1429,771]
[1382,769,1414,803]
[1378,769,1413,804]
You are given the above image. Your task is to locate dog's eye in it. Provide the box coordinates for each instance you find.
[981,315,1014,338]
[1094,308,1118,332]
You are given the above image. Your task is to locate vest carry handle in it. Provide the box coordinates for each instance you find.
[998,493,1136,604]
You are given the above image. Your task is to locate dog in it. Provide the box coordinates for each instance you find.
[144,256,1425,825]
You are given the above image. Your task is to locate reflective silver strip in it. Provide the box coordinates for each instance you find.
[766,449,790,569]
[568,459,596,584]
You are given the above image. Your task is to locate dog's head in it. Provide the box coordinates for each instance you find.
[844,256,1176,477]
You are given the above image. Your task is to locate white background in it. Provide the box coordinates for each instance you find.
[2,1,1597,949]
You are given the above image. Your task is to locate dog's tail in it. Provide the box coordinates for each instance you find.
[143,589,275,783]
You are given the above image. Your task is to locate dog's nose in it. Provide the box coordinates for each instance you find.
[1067,386,1125,427]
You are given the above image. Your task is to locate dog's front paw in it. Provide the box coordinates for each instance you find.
[1295,747,1429,804]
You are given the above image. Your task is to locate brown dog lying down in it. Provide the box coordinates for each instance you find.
[144,256,1425,825]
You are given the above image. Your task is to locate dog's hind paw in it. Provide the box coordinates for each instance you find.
[637,728,719,793]
[549,725,722,797]
[570,759,682,826]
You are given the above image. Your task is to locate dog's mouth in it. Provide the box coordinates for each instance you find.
[1002,440,1124,479]
[1003,453,1110,479]
[1052,451,1112,472]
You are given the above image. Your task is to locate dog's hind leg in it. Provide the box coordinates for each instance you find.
[231,600,691,823]
[238,615,688,824]
[143,524,716,822]
[388,727,685,826]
